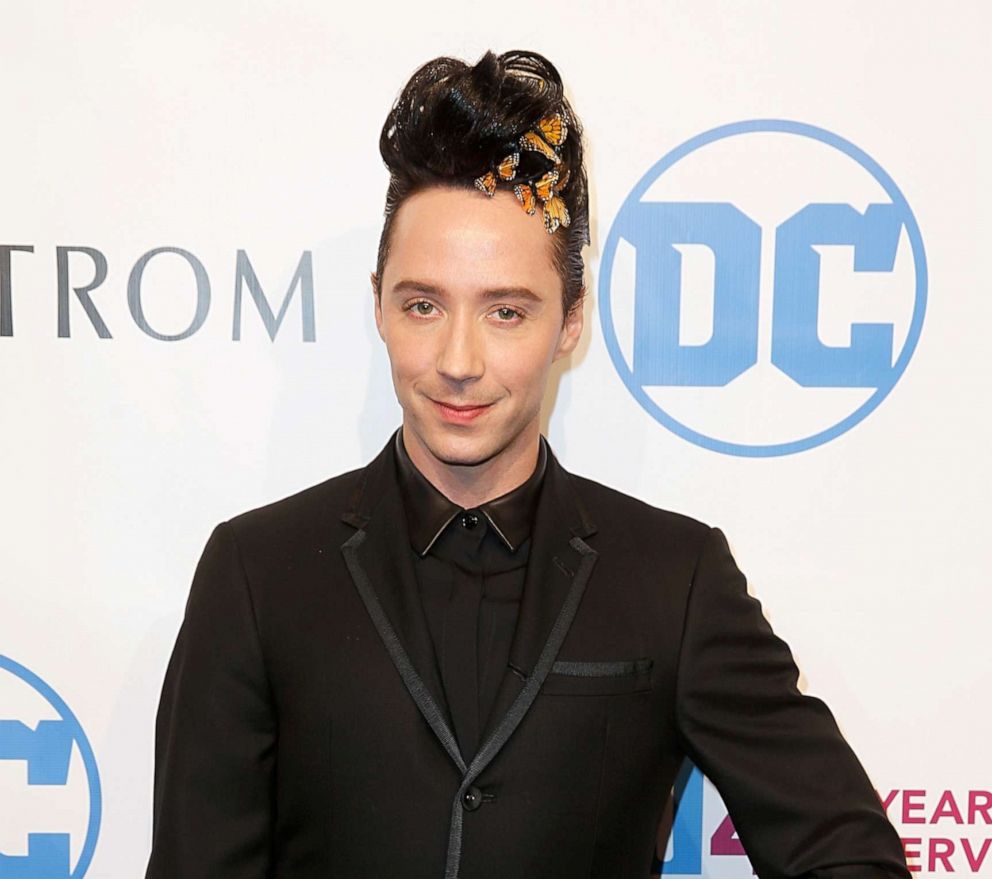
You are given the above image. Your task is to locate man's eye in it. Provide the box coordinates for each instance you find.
[494,307,522,322]
[407,300,436,316]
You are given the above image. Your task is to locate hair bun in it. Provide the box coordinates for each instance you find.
[380,50,578,182]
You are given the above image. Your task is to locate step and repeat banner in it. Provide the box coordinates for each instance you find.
[2,2,989,876]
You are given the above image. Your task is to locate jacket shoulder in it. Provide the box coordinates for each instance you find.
[221,464,366,549]
[566,469,714,548]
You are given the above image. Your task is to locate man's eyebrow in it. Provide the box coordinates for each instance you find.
[479,286,544,304]
[390,279,544,303]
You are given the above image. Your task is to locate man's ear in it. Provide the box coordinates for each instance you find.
[371,271,385,341]
[553,289,585,362]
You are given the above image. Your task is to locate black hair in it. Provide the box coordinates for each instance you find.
[374,49,589,321]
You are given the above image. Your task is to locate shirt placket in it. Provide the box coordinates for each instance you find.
[441,510,487,761]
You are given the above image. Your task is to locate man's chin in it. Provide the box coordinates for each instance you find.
[412,425,505,469]
[425,438,500,469]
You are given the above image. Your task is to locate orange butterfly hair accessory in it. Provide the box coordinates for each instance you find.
[473,109,572,235]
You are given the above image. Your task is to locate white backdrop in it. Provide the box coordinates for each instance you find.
[1,2,989,876]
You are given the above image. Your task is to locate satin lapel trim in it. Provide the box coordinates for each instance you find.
[339,430,463,773]
[341,529,466,774]
[477,447,598,751]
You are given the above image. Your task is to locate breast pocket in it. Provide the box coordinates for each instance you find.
[539,657,654,696]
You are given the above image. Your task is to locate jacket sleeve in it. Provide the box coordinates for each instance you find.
[145,521,276,878]
[673,526,909,879]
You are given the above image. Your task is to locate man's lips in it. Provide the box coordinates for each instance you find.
[430,398,494,422]
[433,400,493,411]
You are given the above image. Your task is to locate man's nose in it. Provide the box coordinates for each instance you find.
[435,313,484,383]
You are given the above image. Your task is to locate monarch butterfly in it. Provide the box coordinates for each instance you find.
[514,183,537,215]
[474,170,497,196]
[542,194,570,235]
[535,111,568,148]
[497,152,519,181]
[519,129,560,164]
[534,169,559,201]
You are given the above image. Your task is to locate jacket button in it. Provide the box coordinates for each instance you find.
[460,511,480,529]
[461,785,483,811]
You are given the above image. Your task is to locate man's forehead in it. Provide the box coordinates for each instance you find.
[388,187,554,260]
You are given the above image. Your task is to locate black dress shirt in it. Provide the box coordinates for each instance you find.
[393,428,548,762]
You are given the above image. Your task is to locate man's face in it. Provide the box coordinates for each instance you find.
[373,185,583,470]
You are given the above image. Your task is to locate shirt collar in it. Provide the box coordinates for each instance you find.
[393,427,548,557]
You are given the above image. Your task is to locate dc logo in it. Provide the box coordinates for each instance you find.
[0,655,101,877]
[598,120,927,456]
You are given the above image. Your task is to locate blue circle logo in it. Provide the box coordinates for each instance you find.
[0,655,101,876]
[598,120,927,456]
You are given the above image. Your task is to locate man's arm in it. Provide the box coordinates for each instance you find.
[145,521,276,878]
[674,526,909,878]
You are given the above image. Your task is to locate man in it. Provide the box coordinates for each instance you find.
[145,50,910,878]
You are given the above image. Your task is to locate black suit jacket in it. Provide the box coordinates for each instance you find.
[145,429,909,879]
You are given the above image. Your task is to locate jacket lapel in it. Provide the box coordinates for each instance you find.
[338,429,599,782]
[339,431,464,773]
[477,439,598,749]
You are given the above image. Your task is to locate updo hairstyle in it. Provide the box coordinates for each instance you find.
[375,49,590,321]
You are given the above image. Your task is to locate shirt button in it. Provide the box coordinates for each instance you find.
[461,785,484,811]
[460,511,480,529]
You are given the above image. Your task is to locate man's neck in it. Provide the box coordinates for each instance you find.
[401,422,541,509]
